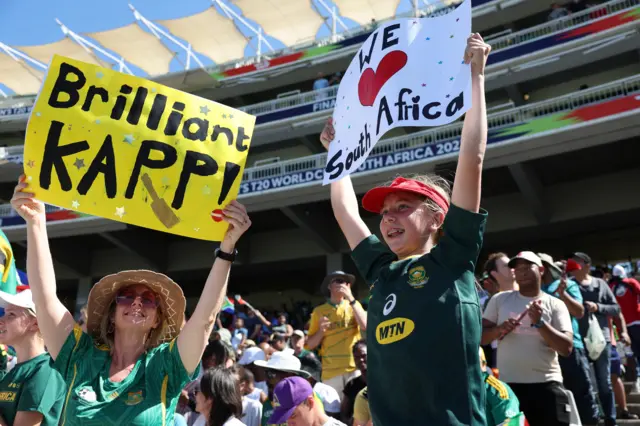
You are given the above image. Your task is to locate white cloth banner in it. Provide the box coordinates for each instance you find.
[323,0,472,184]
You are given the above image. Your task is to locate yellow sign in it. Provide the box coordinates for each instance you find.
[376,317,414,345]
[24,55,255,241]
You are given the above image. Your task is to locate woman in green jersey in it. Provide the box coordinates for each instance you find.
[0,289,66,425]
[320,34,491,426]
[11,177,251,426]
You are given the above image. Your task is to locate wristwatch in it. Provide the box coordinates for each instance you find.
[349,298,357,306]
[531,319,544,329]
[215,247,238,263]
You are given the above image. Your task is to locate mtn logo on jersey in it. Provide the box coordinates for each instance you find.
[408,266,428,288]
[376,317,415,344]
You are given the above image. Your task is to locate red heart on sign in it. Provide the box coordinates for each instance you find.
[358,50,408,107]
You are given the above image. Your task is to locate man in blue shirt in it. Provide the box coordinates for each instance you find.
[539,253,599,426]
[313,72,330,91]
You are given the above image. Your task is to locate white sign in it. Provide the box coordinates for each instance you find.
[323,0,472,184]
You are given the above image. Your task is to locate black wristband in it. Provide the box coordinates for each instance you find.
[349,298,357,306]
[215,248,237,262]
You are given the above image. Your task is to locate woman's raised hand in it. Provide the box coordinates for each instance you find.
[11,175,46,224]
[220,200,251,249]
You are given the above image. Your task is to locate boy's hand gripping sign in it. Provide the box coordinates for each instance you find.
[323,0,472,184]
[24,55,256,241]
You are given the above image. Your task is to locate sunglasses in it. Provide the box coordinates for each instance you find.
[331,279,346,285]
[115,290,159,309]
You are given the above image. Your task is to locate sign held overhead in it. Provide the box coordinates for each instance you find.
[24,55,256,241]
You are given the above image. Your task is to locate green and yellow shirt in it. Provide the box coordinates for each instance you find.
[351,204,487,426]
[307,300,362,381]
[54,324,199,426]
[0,352,65,426]
[483,373,521,426]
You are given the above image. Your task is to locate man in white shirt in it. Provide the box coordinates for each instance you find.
[482,251,574,426]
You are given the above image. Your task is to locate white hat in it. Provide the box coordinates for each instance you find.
[0,289,36,313]
[292,330,305,339]
[613,264,627,279]
[537,253,562,273]
[238,346,266,366]
[254,351,307,376]
[508,251,543,268]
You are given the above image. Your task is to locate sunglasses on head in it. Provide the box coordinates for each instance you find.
[115,289,159,309]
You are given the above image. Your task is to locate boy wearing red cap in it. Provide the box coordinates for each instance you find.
[320,34,491,425]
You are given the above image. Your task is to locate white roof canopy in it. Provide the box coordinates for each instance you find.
[0,52,44,95]
[158,7,247,65]
[86,23,176,76]
[233,0,325,47]
[333,0,402,26]
[17,37,109,68]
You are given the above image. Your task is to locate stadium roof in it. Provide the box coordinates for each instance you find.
[0,0,411,96]
[332,0,402,26]
[86,23,176,76]
[232,0,326,47]
[157,7,247,66]
[0,51,44,95]
[17,37,109,69]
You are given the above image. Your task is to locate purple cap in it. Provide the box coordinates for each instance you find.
[268,377,313,424]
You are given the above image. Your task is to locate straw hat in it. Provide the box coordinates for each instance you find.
[86,270,186,348]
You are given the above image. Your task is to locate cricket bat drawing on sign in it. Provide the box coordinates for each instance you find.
[141,173,181,229]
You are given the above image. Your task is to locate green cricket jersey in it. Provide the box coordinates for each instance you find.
[54,324,199,426]
[483,373,521,426]
[351,204,488,426]
[0,352,65,425]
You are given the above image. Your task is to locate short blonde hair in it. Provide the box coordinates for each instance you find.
[380,173,451,243]
[98,295,166,351]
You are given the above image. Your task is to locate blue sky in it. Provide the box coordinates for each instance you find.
[0,0,426,96]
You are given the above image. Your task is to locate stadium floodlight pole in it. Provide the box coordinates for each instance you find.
[127,4,207,71]
[54,19,135,75]
[315,0,349,35]
[211,0,275,54]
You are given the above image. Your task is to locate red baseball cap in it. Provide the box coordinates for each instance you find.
[566,259,582,272]
[362,177,450,214]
